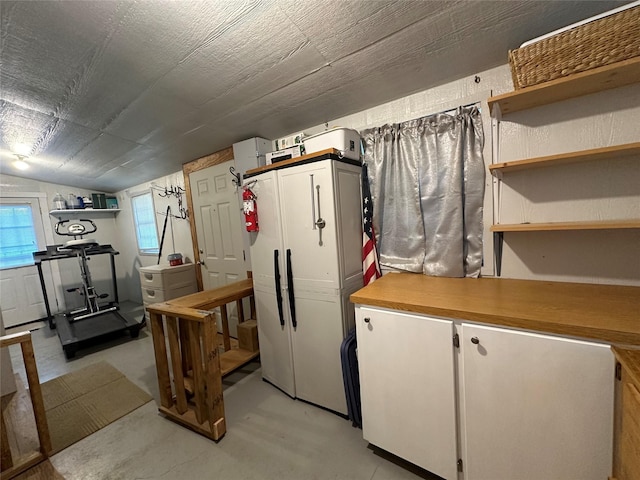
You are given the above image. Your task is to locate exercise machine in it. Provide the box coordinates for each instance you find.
[33,219,141,359]
[56,219,118,321]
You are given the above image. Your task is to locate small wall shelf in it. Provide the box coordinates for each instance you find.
[50,209,120,217]
[491,220,640,232]
[489,142,640,174]
[488,57,640,115]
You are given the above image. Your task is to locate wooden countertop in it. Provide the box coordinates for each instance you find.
[350,273,640,346]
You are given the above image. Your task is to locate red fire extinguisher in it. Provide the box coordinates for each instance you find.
[243,186,258,232]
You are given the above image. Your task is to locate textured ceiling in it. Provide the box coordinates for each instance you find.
[0,0,627,192]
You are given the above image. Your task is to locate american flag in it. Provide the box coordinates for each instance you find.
[362,163,381,285]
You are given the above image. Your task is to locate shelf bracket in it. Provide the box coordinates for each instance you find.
[493,232,504,277]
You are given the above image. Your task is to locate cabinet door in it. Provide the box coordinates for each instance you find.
[356,306,458,480]
[460,323,614,480]
[253,284,295,397]
[246,171,284,291]
[291,288,347,414]
[278,161,340,290]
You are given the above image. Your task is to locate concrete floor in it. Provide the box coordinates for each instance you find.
[6,303,437,480]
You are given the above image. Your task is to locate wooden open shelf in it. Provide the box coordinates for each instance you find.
[489,142,640,173]
[491,220,640,232]
[488,57,640,115]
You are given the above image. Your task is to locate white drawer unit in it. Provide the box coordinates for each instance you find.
[138,263,197,319]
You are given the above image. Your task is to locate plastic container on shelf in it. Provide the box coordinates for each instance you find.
[52,193,67,210]
[67,193,83,209]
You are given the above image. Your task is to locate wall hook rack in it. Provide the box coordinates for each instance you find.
[230,166,241,188]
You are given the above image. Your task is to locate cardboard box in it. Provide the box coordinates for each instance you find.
[106,196,119,209]
[266,145,305,165]
[237,319,259,352]
[91,193,107,209]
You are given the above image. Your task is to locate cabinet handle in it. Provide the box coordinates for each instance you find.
[364,317,370,323]
[274,250,284,327]
[286,249,297,328]
[471,336,480,345]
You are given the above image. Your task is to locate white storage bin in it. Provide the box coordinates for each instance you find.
[139,263,197,290]
[303,127,361,161]
[138,263,197,320]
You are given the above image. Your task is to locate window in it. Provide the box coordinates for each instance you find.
[0,204,39,269]
[131,192,159,255]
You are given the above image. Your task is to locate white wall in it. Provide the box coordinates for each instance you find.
[282,63,640,286]
[0,171,195,306]
[114,171,194,303]
[0,173,122,311]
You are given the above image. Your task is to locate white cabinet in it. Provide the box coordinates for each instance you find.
[460,323,614,480]
[138,264,198,319]
[354,305,615,480]
[248,156,362,414]
[355,306,458,480]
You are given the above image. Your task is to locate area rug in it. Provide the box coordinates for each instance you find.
[41,361,152,454]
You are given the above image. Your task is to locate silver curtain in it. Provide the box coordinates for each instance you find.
[361,106,485,278]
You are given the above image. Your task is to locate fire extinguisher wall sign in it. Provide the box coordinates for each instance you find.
[243,186,258,232]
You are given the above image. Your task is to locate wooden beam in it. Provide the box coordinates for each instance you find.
[149,312,173,409]
[166,316,187,415]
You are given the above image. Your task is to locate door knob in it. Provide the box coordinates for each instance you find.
[471,336,480,345]
[364,317,370,323]
[197,260,205,266]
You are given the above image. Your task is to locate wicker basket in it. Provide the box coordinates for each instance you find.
[509,6,640,89]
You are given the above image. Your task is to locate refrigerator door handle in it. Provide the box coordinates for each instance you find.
[286,248,297,328]
[274,249,285,327]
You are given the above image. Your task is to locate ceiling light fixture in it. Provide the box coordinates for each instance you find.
[13,143,32,157]
[13,154,30,171]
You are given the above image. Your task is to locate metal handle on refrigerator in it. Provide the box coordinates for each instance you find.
[310,174,317,229]
[274,250,284,327]
[315,185,325,247]
[310,174,325,246]
[286,249,297,328]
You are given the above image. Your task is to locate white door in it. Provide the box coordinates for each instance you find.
[0,197,56,328]
[460,323,614,480]
[190,162,246,336]
[355,306,459,480]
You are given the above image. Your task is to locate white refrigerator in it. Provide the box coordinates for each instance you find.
[246,156,363,415]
